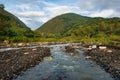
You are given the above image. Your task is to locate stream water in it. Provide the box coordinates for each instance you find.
[12,44,113,80]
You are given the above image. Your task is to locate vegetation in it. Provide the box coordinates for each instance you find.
[0,5,120,46]
[37,13,120,46]
[0,4,34,42]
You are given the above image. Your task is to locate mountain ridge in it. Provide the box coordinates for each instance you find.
[0,6,31,37]
[37,13,120,36]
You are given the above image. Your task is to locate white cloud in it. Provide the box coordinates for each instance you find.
[5,0,120,30]
[90,9,114,17]
[18,17,32,25]
[16,11,45,17]
[45,6,73,18]
[16,4,31,10]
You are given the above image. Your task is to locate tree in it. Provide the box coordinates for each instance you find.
[0,4,5,10]
[24,29,34,37]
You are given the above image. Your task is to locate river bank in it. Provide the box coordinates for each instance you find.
[13,44,113,80]
[0,42,119,80]
[0,47,50,80]
[84,45,120,80]
[0,42,67,48]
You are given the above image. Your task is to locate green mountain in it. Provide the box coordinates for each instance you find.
[37,13,90,34]
[37,13,120,44]
[37,13,120,37]
[0,5,31,37]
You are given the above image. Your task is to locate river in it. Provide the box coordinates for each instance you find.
[12,44,113,80]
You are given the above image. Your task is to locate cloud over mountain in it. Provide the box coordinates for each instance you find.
[1,0,119,30]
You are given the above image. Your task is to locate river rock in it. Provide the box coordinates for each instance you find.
[32,48,37,51]
[85,56,91,59]
[107,50,112,53]
[24,52,29,55]
[18,43,24,47]
[91,45,97,49]
[99,46,107,50]
[44,56,53,62]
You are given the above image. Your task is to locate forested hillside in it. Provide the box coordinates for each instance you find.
[0,4,34,42]
[37,13,120,45]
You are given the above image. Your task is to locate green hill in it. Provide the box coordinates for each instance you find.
[37,13,120,44]
[37,13,120,36]
[0,5,31,37]
[37,13,91,34]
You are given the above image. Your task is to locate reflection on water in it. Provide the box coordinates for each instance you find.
[13,45,113,80]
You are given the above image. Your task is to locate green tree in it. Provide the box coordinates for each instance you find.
[24,29,34,37]
[0,4,5,10]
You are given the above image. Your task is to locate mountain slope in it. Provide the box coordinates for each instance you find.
[37,13,120,37]
[37,13,91,34]
[0,7,30,37]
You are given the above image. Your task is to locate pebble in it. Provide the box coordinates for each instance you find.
[24,52,29,55]
[107,50,112,53]
[91,45,97,49]
[99,46,107,50]
[44,56,53,62]
[85,56,91,59]
[32,48,37,51]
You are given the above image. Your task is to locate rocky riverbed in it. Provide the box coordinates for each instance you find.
[84,45,120,80]
[0,47,50,80]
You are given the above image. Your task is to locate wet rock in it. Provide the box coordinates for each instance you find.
[85,56,91,59]
[44,56,53,62]
[65,46,76,53]
[73,55,79,59]
[70,53,74,56]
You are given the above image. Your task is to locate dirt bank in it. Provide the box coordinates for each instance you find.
[0,47,50,80]
[84,45,120,80]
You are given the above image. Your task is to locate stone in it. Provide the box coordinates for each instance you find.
[91,45,97,49]
[99,46,107,50]
[44,56,53,62]
[70,53,74,56]
[73,46,80,49]
[24,52,29,55]
[74,55,79,59]
[32,48,37,51]
[18,43,23,46]
[85,56,91,59]
[107,50,112,53]
[86,48,92,50]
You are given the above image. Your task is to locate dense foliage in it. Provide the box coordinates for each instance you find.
[37,13,120,45]
[0,6,120,46]
[0,5,35,42]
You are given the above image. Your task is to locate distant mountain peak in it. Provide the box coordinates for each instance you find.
[37,13,89,34]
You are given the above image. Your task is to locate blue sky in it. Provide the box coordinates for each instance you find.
[0,0,120,30]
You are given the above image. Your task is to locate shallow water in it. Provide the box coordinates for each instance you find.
[13,45,113,80]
